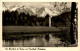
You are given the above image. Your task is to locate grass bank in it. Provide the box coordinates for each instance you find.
[3,26,64,33]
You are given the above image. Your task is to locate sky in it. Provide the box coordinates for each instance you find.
[3,2,71,9]
[3,2,53,8]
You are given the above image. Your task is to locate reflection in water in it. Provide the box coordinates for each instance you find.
[3,34,61,47]
[45,34,50,42]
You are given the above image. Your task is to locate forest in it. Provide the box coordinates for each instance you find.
[2,10,71,27]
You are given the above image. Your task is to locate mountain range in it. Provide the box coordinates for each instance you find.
[3,4,71,17]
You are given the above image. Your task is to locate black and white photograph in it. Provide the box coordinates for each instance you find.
[2,2,78,47]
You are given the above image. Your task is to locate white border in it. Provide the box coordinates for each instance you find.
[0,0,80,51]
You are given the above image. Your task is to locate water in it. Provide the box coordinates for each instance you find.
[3,33,62,47]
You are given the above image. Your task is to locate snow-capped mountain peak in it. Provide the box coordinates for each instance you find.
[30,8,36,14]
[9,5,20,11]
[3,4,71,17]
[39,7,60,17]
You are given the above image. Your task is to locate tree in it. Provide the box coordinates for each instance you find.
[70,2,76,44]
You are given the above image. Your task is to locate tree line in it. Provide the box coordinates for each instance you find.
[2,10,46,26]
[2,10,71,27]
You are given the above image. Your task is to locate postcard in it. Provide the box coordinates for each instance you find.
[0,0,80,51]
